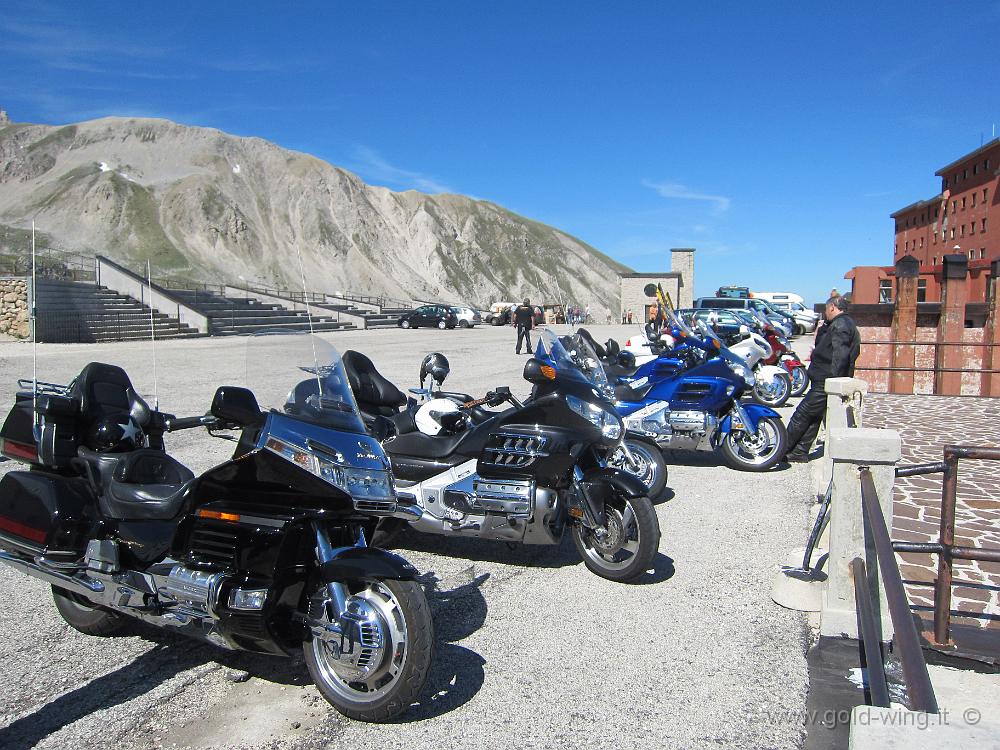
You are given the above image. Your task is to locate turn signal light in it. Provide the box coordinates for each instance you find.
[540,365,557,380]
[197,509,241,522]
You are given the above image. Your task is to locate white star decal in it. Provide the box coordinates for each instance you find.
[118,419,141,444]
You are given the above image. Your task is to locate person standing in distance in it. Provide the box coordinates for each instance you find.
[783,295,861,462]
[514,298,535,354]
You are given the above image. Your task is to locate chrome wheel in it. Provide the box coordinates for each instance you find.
[571,493,660,582]
[608,440,667,498]
[720,416,787,471]
[788,366,808,397]
[304,579,433,721]
[753,371,791,407]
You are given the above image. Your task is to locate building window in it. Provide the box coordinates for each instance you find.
[984,218,989,232]
[933,256,937,265]
[985,188,989,202]
[974,163,980,175]
[944,178,949,189]
[962,196,967,209]
[879,279,893,303]
[920,237,924,248]
[917,279,927,302]
[973,193,977,207]
[962,224,966,237]
[952,200,957,212]
[951,228,956,239]
[981,248,987,259]
[964,168,969,179]
[969,249,975,259]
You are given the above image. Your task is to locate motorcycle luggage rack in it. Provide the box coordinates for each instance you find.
[17,379,72,397]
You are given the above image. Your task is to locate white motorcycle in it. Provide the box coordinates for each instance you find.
[726,323,793,407]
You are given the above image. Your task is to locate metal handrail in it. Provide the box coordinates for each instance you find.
[858,467,939,713]
[850,558,891,708]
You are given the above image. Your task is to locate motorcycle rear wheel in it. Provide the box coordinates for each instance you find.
[51,585,128,636]
[303,578,433,722]
[571,493,660,582]
[608,439,668,500]
[719,415,787,471]
[789,366,808,397]
[752,371,791,407]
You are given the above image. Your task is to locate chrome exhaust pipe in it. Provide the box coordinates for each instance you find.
[0,550,105,596]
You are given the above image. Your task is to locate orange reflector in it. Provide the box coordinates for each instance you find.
[568,507,585,519]
[197,509,241,522]
[540,365,556,380]
[713,339,721,348]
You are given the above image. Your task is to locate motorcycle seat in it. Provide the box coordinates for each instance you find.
[384,422,486,460]
[614,381,654,403]
[342,350,406,418]
[99,449,196,521]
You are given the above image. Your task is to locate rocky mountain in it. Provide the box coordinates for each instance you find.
[0,112,629,314]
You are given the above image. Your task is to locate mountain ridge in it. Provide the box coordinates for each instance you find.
[0,113,629,314]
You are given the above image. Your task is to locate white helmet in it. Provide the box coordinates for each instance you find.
[415,398,468,436]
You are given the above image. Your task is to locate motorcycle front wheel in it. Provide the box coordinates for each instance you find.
[608,439,668,500]
[571,492,660,582]
[303,578,433,722]
[752,371,791,407]
[719,415,787,471]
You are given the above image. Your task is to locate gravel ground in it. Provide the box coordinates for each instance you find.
[0,325,813,750]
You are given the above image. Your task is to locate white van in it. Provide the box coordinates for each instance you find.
[753,291,804,306]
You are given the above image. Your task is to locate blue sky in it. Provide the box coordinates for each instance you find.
[2,1,999,305]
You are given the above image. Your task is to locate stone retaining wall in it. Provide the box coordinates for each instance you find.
[0,277,29,338]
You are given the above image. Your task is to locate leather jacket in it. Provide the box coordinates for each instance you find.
[807,313,861,383]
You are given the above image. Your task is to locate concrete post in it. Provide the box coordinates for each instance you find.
[820,427,900,640]
[890,255,920,394]
[980,259,1000,396]
[935,254,968,395]
[812,377,868,501]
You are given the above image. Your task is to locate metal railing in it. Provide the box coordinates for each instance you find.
[891,445,1000,645]
[856,467,938,712]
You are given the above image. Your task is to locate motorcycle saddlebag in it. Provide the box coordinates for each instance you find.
[0,393,39,463]
[0,471,94,559]
[0,393,80,469]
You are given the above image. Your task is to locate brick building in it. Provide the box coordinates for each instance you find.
[617,248,695,322]
[846,138,1000,303]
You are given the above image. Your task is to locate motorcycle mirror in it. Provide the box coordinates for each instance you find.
[523,358,556,384]
[210,386,262,426]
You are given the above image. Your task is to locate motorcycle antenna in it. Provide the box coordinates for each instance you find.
[292,243,323,395]
[30,221,37,422]
[146,260,159,410]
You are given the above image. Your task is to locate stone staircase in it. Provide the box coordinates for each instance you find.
[34,280,201,343]
[165,289,356,336]
[315,300,402,329]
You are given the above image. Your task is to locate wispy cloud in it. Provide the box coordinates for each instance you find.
[348,146,453,194]
[642,179,731,213]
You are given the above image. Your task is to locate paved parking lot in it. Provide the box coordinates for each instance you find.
[0,325,813,750]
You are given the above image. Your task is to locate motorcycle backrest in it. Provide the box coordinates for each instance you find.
[211,386,263,426]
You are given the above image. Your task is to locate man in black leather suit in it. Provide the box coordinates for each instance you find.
[784,296,861,462]
[513,299,535,354]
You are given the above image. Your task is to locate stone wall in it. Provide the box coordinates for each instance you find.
[0,277,29,338]
[618,273,681,323]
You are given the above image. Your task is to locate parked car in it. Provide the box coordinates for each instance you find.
[770,301,818,333]
[716,285,751,299]
[398,304,458,329]
[753,291,805,306]
[693,297,798,336]
[487,302,516,326]
[451,306,482,328]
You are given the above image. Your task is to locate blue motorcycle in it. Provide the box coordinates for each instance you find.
[610,309,788,472]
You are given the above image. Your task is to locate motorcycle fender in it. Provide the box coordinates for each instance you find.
[780,355,804,369]
[581,467,648,498]
[756,364,788,383]
[725,403,780,434]
[317,547,418,583]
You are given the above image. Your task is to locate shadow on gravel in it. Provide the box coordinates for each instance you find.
[630,552,675,585]
[393,530,581,570]
[653,487,675,505]
[663,449,792,472]
[397,570,489,721]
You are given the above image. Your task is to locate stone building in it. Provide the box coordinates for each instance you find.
[617,248,695,321]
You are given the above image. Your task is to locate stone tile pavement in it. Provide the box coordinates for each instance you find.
[864,393,1000,634]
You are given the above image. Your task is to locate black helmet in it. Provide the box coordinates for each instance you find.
[419,352,450,388]
[86,416,145,453]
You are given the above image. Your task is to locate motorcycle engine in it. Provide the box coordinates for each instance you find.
[668,410,718,437]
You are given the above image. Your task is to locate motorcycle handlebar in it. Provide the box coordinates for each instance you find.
[165,414,218,432]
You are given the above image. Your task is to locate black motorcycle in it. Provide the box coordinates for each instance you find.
[0,334,432,722]
[343,329,661,582]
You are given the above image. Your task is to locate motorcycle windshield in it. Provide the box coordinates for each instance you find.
[244,332,366,434]
[538,328,612,396]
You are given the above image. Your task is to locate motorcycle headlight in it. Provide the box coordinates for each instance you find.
[266,437,394,500]
[566,394,623,440]
[318,460,395,500]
